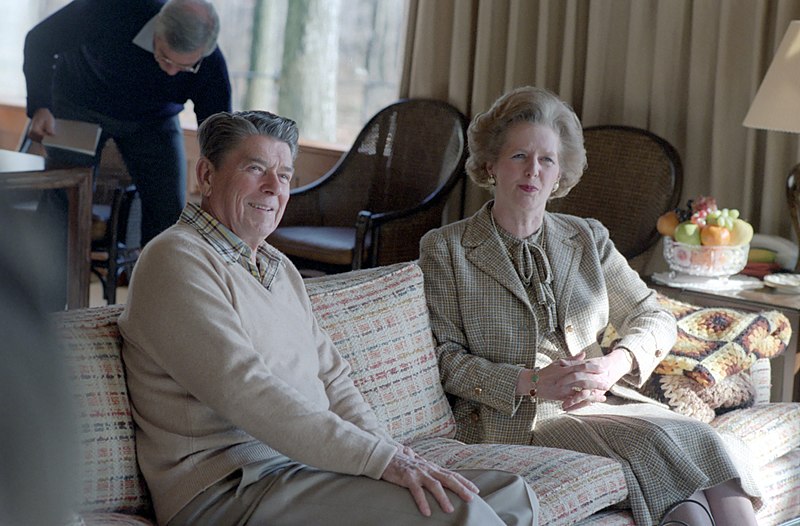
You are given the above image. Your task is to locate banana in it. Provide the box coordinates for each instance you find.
[748,248,778,263]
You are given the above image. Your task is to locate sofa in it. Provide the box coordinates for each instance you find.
[54,261,800,525]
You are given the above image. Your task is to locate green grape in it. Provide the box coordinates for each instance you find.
[683,198,740,231]
[717,208,737,230]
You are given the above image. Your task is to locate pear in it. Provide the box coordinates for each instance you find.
[729,218,753,246]
[674,221,702,245]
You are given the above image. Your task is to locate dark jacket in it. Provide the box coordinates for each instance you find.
[23,0,231,123]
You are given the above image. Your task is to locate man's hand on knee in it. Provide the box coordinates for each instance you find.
[380,448,480,516]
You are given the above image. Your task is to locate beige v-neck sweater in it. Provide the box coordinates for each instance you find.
[118,224,397,525]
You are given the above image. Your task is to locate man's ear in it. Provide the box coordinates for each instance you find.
[196,157,213,197]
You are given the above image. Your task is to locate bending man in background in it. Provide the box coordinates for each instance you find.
[24,0,231,309]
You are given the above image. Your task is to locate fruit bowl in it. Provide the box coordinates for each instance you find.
[662,237,749,277]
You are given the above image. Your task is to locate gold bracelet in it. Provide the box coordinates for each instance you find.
[529,367,540,400]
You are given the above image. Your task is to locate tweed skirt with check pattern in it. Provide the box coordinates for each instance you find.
[528,400,762,525]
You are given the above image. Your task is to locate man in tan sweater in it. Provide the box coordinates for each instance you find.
[118,110,538,525]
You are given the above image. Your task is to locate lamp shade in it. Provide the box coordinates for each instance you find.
[743,21,800,133]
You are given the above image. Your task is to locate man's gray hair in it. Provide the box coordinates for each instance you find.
[155,0,220,55]
[198,111,300,168]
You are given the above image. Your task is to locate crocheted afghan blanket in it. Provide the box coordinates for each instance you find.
[652,293,790,386]
[602,293,791,422]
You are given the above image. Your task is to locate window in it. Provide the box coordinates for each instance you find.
[2,0,409,148]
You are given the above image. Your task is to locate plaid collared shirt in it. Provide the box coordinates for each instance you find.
[179,202,282,289]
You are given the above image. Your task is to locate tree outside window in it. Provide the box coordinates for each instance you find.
[200,0,409,146]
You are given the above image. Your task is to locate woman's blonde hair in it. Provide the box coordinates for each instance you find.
[466,86,586,199]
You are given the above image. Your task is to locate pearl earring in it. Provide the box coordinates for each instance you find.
[487,173,496,186]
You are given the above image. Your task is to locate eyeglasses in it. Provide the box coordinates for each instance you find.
[154,50,203,74]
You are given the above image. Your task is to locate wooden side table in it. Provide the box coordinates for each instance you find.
[645,276,800,403]
[0,166,93,309]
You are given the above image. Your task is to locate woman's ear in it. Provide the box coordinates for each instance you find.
[196,157,213,197]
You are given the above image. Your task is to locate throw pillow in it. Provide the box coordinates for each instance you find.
[306,262,456,443]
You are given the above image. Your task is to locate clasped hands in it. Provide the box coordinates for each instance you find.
[516,349,633,411]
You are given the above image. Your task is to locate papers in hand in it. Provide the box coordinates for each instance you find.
[42,119,102,157]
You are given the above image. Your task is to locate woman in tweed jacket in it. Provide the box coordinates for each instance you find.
[419,86,760,526]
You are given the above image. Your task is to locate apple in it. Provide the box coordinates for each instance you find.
[729,218,753,246]
[674,221,702,245]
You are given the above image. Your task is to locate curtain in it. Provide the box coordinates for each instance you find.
[400,0,800,245]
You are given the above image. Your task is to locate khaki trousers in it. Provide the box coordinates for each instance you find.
[168,457,538,526]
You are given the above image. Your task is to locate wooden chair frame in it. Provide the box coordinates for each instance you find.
[272,98,469,271]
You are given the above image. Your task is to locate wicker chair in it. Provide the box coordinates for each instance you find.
[269,99,468,273]
[547,125,683,273]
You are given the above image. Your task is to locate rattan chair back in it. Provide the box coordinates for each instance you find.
[548,125,683,268]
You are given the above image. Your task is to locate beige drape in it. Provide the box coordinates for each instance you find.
[400,0,800,244]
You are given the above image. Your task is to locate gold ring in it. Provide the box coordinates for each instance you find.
[571,386,583,393]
